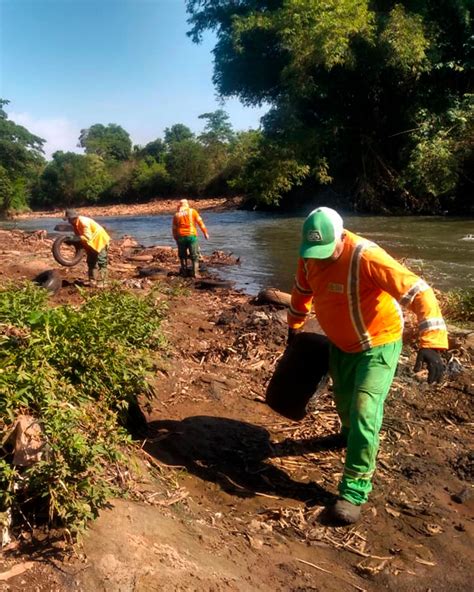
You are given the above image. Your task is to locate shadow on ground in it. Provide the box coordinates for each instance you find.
[146,415,337,506]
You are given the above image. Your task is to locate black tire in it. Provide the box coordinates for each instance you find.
[52,235,85,267]
[33,269,62,294]
[53,223,74,232]
[138,266,167,278]
[265,332,330,421]
[195,278,233,290]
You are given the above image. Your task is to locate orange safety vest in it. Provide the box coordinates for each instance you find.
[288,230,448,353]
[172,207,207,239]
[72,216,110,253]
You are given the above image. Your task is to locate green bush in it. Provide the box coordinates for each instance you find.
[0,283,166,533]
[440,288,474,326]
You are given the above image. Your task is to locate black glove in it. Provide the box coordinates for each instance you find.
[414,348,445,384]
[287,327,299,345]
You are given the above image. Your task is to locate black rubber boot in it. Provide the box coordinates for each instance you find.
[88,268,98,287]
[330,499,361,525]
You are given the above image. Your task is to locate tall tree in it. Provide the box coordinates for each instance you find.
[140,138,167,162]
[166,138,210,194]
[36,151,110,206]
[186,1,473,212]
[78,123,132,161]
[0,99,45,213]
[164,123,194,146]
[198,109,234,145]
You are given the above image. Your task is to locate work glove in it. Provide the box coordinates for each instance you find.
[414,348,445,384]
[287,327,299,346]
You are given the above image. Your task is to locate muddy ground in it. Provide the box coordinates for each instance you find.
[0,226,472,592]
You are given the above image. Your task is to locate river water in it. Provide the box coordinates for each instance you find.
[3,211,473,294]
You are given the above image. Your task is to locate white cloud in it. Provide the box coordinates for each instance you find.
[8,112,84,160]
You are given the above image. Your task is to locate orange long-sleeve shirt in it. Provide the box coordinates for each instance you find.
[172,207,207,240]
[71,216,110,253]
[288,230,448,353]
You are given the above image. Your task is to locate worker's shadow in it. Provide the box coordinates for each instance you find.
[146,416,336,506]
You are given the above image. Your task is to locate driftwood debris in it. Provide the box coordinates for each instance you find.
[256,288,291,307]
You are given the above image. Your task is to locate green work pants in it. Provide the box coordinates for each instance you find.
[86,246,108,280]
[177,236,198,262]
[329,339,402,505]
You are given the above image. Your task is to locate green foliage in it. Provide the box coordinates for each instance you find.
[164,123,194,146]
[221,129,262,189]
[139,138,167,162]
[78,123,132,161]
[380,4,430,75]
[102,159,137,203]
[130,159,171,199]
[233,0,375,72]
[231,138,310,204]
[186,1,473,211]
[0,99,45,171]
[35,151,111,206]
[404,95,474,204]
[440,288,474,325]
[5,101,259,209]
[0,99,45,214]
[0,165,13,211]
[198,109,234,145]
[166,138,211,194]
[4,0,474,214]
[0,284,166,532]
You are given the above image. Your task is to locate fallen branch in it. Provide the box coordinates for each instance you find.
[0,562,35,581]
[296,558,367,592]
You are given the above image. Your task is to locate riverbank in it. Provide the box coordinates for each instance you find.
[11,196,244,220]
[0,228,473,592]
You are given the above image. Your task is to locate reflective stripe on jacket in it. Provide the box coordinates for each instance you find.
[288,230,448,353]
[72,216,110,253]
[172,207,207,239]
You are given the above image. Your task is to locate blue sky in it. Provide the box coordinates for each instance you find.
[0,0,268,158]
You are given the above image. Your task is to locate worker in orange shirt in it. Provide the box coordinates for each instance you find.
[288,207,448,524]
[64,209,110,287]
[172,199,209,278]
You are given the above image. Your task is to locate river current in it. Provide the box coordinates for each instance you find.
[3,211,473,294]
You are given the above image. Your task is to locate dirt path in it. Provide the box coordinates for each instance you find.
[0,228,472,592]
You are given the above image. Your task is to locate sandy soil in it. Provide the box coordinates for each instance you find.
[11,196,244,220]
[0,228,472,592]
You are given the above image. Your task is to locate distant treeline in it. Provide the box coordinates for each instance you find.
[0,1,472,216]
[0,103,263,214]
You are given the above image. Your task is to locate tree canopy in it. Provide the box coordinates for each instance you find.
[27,109,256,209]
[186,0,473,212]
[78,123,132,161]
[0,99,45,213]
[164,123,195,146]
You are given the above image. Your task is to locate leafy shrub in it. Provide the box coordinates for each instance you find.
[440,288,474,326]
[0,283,166,534]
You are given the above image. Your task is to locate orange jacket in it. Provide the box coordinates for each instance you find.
[288,230,448,353]
[72,216,110,253]
[172,206,207,240]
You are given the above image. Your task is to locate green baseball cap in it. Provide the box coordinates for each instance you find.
[299,207,344,259]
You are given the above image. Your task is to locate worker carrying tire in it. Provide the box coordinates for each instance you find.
[287,207,448,525]
[63,209,110,287]
[172,199,209,278]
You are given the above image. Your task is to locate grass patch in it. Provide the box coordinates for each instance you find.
[0,283,166,535]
